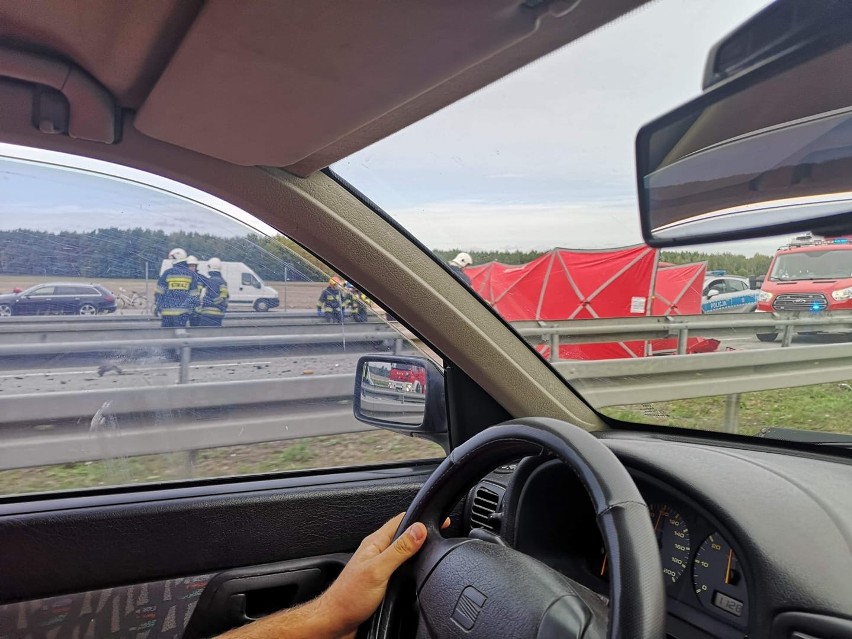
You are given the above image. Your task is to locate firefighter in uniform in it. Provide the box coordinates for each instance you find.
[345,287,371,322]
[317,277,344,322]
[448,252,473,285]
[195,257,229,327]
[154,248,203,328]
[186,255,206,326]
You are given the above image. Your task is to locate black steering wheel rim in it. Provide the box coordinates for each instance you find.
[369,417,665,639]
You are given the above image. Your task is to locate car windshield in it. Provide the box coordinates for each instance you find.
[333,0,852,441]
[770,250,852,280]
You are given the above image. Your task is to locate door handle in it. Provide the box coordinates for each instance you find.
[183,554,349,639]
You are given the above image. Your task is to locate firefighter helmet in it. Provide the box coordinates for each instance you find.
[168,248,188,262]
[186,255,199,266]
[451,252,473,268]
[208,257,223,271]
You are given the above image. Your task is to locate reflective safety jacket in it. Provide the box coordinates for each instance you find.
[317,286,343,313]
[155,265,203,317]
[199,271,229,317]
[345,291,370,321]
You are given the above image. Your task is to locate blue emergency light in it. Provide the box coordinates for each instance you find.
[833,238,850,244]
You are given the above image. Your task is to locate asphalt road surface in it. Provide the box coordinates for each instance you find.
[0,351,366,396]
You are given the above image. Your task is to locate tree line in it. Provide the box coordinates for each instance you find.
[659,251,772,277]
[434,248,773,277]
[0,228,329,282]
[0,228,775,282]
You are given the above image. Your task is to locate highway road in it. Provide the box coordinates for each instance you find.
[0,351,367,395]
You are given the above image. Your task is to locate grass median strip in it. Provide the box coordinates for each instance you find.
[601,381,852,436]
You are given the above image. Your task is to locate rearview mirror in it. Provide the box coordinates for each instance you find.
[706,289,720,299]
[637,0,852,247]
[353,355,448,452]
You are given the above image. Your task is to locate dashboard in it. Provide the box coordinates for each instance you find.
[461,432,852,639]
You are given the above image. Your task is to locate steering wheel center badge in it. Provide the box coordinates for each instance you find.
[451,586,487,630]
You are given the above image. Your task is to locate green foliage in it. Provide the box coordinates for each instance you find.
[660,250,772,277]
[0,228,328,281]
[601,381,852,437]
[433,248,773,276]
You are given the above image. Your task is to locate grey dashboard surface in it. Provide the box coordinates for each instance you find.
[467,433,852,639]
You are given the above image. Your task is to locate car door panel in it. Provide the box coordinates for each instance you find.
[0,572,214,639]
[0,464,443,604]
[0,554,356,639]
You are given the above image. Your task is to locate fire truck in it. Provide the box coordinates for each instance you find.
[756,234,852,341]
[388,363,426,393]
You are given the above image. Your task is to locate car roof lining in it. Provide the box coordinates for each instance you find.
[0,0,647,174]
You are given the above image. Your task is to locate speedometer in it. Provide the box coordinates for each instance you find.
[649,503,691,583]
[692,533,749,621]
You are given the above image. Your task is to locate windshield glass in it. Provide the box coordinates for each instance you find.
[770,250,852,280]
[333,0,852,442]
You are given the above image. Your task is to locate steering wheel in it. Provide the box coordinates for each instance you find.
[368,418,665,638]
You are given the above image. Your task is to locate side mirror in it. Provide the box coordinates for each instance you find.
[353,355,448,453]
[706,289,720,298]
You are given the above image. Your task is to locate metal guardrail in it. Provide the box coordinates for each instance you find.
[3,311,852,471]
[558,341,852,406]
[0,319,390,346]
[1,374,355,422]
[515,312,852,355]
[1,404,370,470]
[360,385,426,417]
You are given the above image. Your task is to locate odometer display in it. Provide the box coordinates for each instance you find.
[692,533,749,622]
[649,503,691,583]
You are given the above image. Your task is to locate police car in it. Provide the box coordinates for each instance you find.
[701,274,759,314]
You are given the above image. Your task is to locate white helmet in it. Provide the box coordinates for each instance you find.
[208,257,223,271]
[451,252,473,268]
[168,247,187,262]
[186,255,199,266]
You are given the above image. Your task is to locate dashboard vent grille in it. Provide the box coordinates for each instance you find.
[470,486,500,531]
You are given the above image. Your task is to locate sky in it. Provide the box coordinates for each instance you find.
[333,0,780,255]
[0,0,783,256]
[0,148,278,238]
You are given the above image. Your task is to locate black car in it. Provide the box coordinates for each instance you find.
[0,283,117,317]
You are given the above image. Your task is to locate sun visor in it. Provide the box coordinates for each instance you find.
[134,0,547,168]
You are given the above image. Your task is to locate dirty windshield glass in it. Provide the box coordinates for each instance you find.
[334,0,852,441]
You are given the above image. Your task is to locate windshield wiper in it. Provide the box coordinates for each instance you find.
[758,427,852,447]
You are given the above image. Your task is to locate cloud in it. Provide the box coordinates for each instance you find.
[335,0,776,253]
[391,198,642,251]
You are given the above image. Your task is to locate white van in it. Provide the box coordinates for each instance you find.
[159,260,280,311]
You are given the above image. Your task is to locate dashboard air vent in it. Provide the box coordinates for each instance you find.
[470,486,500,531]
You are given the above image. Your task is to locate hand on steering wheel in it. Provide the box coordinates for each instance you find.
[368,418,666,639]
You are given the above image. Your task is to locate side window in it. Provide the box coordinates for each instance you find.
[241,273,261,288]
[728,279,747,292]
[57,286,93,295]
[0,155,444,497]
[704,279,723,295]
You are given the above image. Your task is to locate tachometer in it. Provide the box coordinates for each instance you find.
[692,533,749,621]
[649,503,691,583]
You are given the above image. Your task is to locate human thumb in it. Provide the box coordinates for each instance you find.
[373,522,428,577]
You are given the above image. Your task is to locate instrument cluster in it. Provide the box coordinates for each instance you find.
[483,460,751,636]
